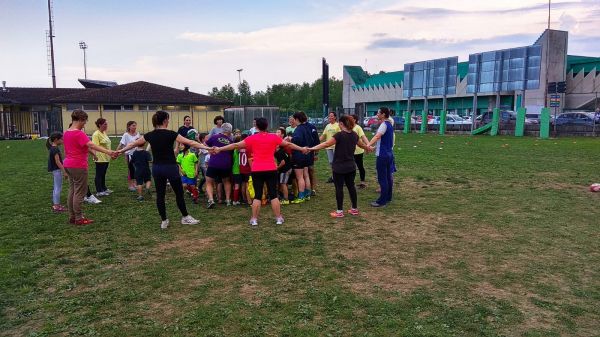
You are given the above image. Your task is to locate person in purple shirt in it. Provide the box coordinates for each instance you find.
[205,122,234,208]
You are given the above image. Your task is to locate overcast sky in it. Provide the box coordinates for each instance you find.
[1,0,599,93]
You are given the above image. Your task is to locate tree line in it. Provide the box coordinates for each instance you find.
[208,77,343,114]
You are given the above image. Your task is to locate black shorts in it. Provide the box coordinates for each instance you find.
[292,159,312,169]
[251,171,278,201]
[241,173,250,182]
[135,171,151,185]
[206,167,232,180]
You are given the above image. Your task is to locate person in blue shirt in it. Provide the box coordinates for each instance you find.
[290,111,319,203]
[367,107,397,207]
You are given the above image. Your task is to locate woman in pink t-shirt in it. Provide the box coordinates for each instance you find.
[215,117,306,226]
[63,109,116,226]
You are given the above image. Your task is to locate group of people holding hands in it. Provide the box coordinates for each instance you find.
[48,106,396,228]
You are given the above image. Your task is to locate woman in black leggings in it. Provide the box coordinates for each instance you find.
[118,111,212,229]
[308,115,371,217]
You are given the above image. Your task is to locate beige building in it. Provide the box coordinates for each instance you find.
[0,80,231,138]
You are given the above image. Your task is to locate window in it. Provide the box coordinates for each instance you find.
[83,104,99,111]
[123,105,134,111]
[103,105,121,110]
[67,104,82,111]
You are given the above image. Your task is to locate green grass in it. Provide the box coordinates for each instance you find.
[1,134,599,337]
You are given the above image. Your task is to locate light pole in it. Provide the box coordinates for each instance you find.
[237,68,243,106]
[79,41,88,79]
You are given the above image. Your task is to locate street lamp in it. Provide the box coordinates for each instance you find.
[79,41,88,79]
[237,68,243,106]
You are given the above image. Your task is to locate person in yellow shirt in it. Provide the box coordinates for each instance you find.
[92,118,112,197]
[319,112,340,183]
[350,114,370,189]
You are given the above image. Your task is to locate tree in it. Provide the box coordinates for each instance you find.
[207,83,236,103]
[238,80,253,106]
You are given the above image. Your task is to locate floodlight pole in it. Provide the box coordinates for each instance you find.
[79,41,88,79]
[47,0,56,88]
[237,68,243,106]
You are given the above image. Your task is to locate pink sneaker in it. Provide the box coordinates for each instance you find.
[347,208,359,216]
[330,211,344,218]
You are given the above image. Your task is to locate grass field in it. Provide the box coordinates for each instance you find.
[1,133,599,337]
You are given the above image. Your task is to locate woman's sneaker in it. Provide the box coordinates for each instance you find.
[275,217,284,225]
[207,200,216,209]
[84,195,102,204]
[330,211,344,218]
[181,215,199,225]
[75,217,94,226]
[280,199,289,205]
[249,218,258,227]
[160,219,169,230]
[347,208,360,216]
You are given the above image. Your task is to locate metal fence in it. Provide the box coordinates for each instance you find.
[224,106,280,132]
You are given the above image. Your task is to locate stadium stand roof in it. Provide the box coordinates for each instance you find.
[567,55,600,74]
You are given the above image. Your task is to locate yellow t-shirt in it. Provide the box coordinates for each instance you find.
[92,130,111,163]
[353,124,366,155]
[322,122,340,150]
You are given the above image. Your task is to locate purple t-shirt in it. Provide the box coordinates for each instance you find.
[206,133,233,169]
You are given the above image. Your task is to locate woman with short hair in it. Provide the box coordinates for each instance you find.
[63,110,115,225]
[118,111,212,229]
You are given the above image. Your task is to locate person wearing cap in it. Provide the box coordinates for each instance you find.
[205,122,234,208]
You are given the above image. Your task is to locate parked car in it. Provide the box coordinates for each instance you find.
[428,114,470,125]
[365,116,380,128]
[554,112,596,126]
[362,116,370,127]
[525,113,540,125]
[476,110,517,124]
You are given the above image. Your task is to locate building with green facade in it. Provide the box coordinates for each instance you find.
[343,30,600,118]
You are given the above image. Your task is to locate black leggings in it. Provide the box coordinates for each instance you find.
[95,162,109,193]
[354,153,366,182]
[333,171,357,210]
[153,164,188,221]
[251,170,278,201]
[127,156,135,180]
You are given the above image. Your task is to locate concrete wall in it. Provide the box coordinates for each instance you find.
[523,29,568,113]
[565,68,600,110]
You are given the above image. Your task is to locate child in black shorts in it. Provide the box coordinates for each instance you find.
[130,142,153,201]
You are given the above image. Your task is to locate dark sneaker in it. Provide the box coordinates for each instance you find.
[370,201,386,207]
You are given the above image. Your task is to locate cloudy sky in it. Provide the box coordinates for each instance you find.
[1,0,599,93]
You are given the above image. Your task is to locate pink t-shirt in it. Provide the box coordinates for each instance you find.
[244,132,282,172]
[63,129,91,169]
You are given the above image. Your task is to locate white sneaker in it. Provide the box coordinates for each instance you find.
[96,191,108,197]
[275,217,284,225]
[249,218,258,227]
[85,195,102,204]
[105,189,113,194]
[128,186,137,192]
[181,215,199,225]
[160,219,169,230]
